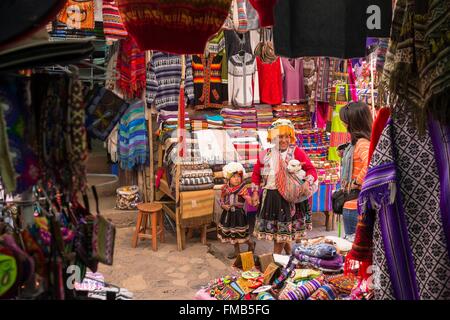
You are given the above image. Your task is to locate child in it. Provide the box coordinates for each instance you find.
[218,162,255,259]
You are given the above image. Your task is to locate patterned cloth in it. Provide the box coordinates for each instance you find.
[118,100,148,169]
[362,104,450,300]
[58,0,95,30]
[102,0,128,40]
[381,0,450,127]
[146,52,194,111]
[116,38,146,99]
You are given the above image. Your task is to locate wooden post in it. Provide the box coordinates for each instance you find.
[145,51,155,203]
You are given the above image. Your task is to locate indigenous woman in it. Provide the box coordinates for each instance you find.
[251,119,318,254]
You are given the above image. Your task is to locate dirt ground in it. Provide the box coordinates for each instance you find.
[97,211,338,300]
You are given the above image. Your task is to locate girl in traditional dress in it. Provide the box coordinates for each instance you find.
[218,162,255,259]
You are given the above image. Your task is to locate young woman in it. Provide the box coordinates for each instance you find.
[339,101,373,241]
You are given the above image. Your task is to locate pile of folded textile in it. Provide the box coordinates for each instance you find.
[296,129,330,162]
[293,243,344,273]
[221,108,257,129]
[190,114,209,131]
[205,114,224,129]
[273,104,311,130]
[255,104,274,129]
[228,130,260,173]
[157,110,190,141]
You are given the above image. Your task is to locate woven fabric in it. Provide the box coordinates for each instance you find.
[102,0,128,40]
[116,38,146,99]
[58,0,95,30]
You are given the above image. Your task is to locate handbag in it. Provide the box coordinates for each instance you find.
[115,185,142,210]
[91,186,116,266]
[332,188,360,215]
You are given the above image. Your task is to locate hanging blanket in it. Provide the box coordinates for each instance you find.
[116,38,146,99]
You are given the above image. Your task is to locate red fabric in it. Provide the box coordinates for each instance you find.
[178,82,186,158]
[347,59,358,102]
[116,37,146,99]
[251,146,318,186]
[368,107,391,165]
[316,102,329,129]
[257,57,283,105]
[117,0,232,54]
[249,0,277,27]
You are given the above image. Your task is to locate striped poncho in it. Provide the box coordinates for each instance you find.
[118,100,148,169]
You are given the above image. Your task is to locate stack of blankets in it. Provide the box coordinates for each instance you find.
[157,110,190,141]
[228,130,260,173]
[179,163,214,192]
[221,108,257,129]
[296,129,330,162]
[293,243,344,273]
[190,114,208,131]
[273,104,311,130]
[205,115,224,130]
[255,104,274,129]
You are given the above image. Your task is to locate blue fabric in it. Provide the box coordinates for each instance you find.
[293,243,337,260]
[343,208,358,235]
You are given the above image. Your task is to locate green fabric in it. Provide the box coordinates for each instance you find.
[0,253,17,297]
[328,103,349,161]
[0,102,16,193]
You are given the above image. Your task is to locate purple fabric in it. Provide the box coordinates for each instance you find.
[428,118,450,260]
[295,253,343,270]
[281,57,305,103]
[359,162,420,300]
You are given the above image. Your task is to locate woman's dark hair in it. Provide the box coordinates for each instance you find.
[339,101,373,145]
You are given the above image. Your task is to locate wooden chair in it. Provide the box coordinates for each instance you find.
[132,202,165,251]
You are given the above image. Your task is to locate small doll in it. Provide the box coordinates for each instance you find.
[217,162,255,259]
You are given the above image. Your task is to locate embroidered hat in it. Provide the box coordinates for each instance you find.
[267,118,296,144]
[117,0,232,54]
[222,162,246,180]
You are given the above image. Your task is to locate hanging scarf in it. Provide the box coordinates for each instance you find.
[0,101,15,193]
[381,0,450,128]
[116,38,146,99]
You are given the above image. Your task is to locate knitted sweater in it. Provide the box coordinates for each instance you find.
[146,52,194,111]
[228,52,260,106]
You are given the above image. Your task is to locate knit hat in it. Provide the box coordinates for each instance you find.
[117,0,232,54]
[222,162,246,180]
[267,118,296,144]
[249,0,277,27]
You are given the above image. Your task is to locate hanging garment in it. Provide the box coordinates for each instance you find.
[224,30,253,58]
[359,105,450,300]
[192,54,228,110]
[381,0,450,127]
[102,0,128,40]
[315,57,340,103]
[116,0,232,53]
[302,57,316,110]
[0,76,40,194]
[146,52,194,111]
[273,0,369,58]
[328,84,350,161]
[116,38,146,99]
[245,0,260,30]
[58,0,95,30]
[118,100,148,170]
[281,58,305,103]
[228,52,260,106]
[257,56,283,105]
[0,98,15,193]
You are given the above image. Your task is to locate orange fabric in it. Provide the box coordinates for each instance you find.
[343,138,370,210]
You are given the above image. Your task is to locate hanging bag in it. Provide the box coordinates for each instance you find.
[91,186,116,266]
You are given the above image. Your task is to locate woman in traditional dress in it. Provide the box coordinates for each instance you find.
[251,119,318,254]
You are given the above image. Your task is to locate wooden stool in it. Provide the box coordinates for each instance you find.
[132,203,165,251]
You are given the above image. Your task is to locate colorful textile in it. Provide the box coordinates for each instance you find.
[192,54,228,110]
[368,107,391,165]
[117,0,232,53]
[257,57,283,105]
[294,243,337,260]
[328,101,350,161]
[146,52,194,111]
[361,105,450,300]
[249,0,277,27]
[280,58,305,104]
[381,0,450,127]
[307,284,337,300]
[102,0,128,40]
[326,274,358,295]
[116,38,146,99]
[228,52,260,106]
[281,278,323,300]
[118,100,148,169]
[294,252,344,271]
[58,0,95,30]
[315,57,339,103]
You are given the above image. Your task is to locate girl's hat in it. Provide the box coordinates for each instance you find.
[222,162,246,180]
[267,118,296,144]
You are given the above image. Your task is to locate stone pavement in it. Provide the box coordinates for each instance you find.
[98,209,339,300]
